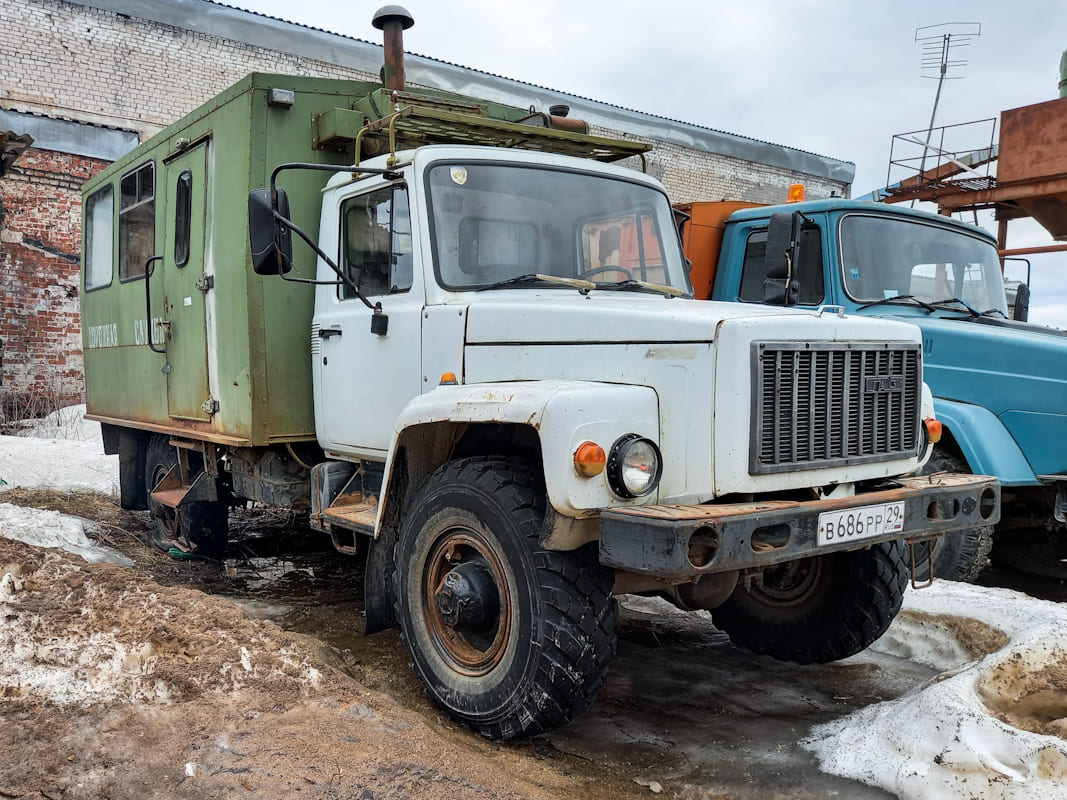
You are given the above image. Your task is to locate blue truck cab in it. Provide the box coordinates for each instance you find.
[696,198,1067,579]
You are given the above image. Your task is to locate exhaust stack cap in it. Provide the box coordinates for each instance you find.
[372,5,414,30]
[548,104,570,117]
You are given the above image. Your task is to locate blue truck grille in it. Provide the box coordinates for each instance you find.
[752,342,922,474]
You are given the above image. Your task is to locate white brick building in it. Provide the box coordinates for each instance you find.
[0,0,855,410]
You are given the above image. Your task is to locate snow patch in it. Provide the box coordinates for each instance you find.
[805,582,1067,800]
[0,404,118,494]
[0,503,132,565]
[11,404,102,442]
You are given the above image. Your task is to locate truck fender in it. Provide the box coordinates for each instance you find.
[933,397,1037,486]
[376,379,660,534]
[362,380,659,634]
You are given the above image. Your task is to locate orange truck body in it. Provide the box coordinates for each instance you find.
[674,201,761,299]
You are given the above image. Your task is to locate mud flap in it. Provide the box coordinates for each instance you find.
[364,525,398,635]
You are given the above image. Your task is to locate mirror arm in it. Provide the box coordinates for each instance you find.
[265,162,400,312]
[271,211,372,307]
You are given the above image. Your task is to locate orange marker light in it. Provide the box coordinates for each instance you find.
[786,183,806,203]
[574,441,607,477]
[924,418,943,444]
[439,372,458,385]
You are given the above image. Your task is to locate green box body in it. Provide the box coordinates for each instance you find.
[80,73,650,447]
[81,74,376,446]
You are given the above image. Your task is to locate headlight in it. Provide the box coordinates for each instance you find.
[607,434,662,498]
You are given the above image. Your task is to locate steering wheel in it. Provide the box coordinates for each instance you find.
[578,265,634,281]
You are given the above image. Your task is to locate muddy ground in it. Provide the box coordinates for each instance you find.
[1,489,1062,799]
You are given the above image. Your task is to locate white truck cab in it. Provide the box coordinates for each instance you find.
[246,144,1001,739]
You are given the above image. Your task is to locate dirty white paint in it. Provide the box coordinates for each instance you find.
[85,323,118,349]
[132,317,165,346]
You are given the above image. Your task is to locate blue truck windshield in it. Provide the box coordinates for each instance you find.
[426,162,690,294]
[840,214,1008,315]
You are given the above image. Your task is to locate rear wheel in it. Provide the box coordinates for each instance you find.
[394,456,617,740]
[990,527,1067,580]
[144,435,229,558]
[913,449,992,582]
[711,540,908,664]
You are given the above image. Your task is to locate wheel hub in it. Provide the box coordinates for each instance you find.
[753,557,822,605]
[422,530,512,675]
[433,561,500,631]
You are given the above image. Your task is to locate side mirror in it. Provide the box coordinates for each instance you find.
[1012,282,1030,322]
[248,188,293,275]
[763,211,800,305]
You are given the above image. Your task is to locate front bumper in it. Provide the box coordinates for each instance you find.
[598,473,999,579]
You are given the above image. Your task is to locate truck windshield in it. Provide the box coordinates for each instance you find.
[426,162,690,294]
[840,214,1008,315]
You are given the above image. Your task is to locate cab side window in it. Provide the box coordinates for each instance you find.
[339,186,412,300]
[738,225,825,305]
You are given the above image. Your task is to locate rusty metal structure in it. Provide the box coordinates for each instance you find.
[882,66,1067,260]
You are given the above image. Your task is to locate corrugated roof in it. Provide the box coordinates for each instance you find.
[70,0,855,182]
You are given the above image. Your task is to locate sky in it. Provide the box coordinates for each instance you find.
[228,0,1067,327]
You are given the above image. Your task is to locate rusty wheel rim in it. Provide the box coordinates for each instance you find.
[422,528,512,677]
[751,557,822,606]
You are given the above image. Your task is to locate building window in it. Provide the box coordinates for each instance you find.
[174,170,192,267]
[119,161,155,280]
[339,185,412,299]
[84,186,114,291]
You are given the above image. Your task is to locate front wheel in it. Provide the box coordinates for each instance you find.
[711,540,908,664]
[394,456,617,740]
[913,449,992,582]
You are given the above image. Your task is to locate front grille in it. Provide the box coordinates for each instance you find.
[751,341,922,474]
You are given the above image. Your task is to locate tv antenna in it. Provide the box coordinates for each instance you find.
[915,22,981,172]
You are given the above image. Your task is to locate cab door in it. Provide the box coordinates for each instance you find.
[315,182,423,455]
[161,141,212,421]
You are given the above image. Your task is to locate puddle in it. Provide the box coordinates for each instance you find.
[223,556,314,590]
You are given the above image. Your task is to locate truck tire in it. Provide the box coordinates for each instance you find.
[711,540,908,664]
[990,527,1067,580]
[913,449,993,582]
[144,435,229,559]
[393,456,617,740]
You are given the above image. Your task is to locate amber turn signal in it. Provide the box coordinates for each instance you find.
[924,417,943,444]
[574,441,607,477]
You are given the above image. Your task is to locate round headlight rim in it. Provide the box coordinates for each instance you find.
[606,433,663,499]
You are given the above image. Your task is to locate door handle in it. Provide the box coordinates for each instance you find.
[318,327,342,339]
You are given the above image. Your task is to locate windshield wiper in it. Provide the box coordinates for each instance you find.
[594,279,685,298]
[857,295,937,313]
[476,273,596,292]
[929,297,984,317]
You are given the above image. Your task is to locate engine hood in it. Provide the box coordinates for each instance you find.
[899,314,1067,476]
[896,314,1067,416]
[459,292,926,504]
[463,293,922,345]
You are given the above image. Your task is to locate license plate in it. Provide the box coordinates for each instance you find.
[817,501,905,546]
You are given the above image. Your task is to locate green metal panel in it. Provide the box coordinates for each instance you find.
[81,72,652,446]
[162,141,210,421]
[82,74,365,445]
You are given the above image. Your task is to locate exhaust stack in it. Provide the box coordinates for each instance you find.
[373,5,414,92]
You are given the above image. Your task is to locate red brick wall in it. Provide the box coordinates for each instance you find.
[0,148,110,418]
